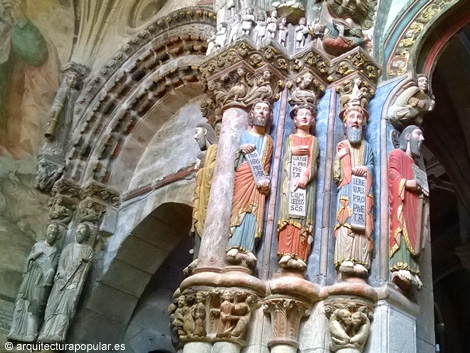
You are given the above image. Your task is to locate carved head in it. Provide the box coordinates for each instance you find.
[248,100,272,129]
[417,74,429,92]
[221,290,234,301]
[45,223,60,245]
[246,7,254,15]
[351,312,366,327]
[178,295,186,307]
[76,223,90,244]
[234,13,241,22]
[337,309,353,328]
[400,124,424,158]
[291,104,316,134]
[195,122,217,149]
[271,10,277,18]
[342,106,368,145]
[257,14,265,21]
[280,17,287,25]
[301,73,314,88]
[299,17,306,26]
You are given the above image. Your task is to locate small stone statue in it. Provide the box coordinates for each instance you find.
[49,196,73,225]
[388,74,435,130]
[38,223,94,343]
[278,17,288,47]
[34,161,63,193]
[295,17,308,49]
[230,295,255,339]
[323,19,366,56]
[191,292,207,337]
[206,29,217,56]
[8,223,60,342]
[328,308,371,352]
[254,14,267,46]
[226,101,273,269]
[229,14,243,43]
[326,0,369,26]
[244,71,274,104]
[241,7,256,36]
[215,22,228,50]
[389,125,429,291]
[265,10,278,40]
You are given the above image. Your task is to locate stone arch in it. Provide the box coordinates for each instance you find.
[67,199,192,346]
[384,0,470,79]
[64,7,216,188]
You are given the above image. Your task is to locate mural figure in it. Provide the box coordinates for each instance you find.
[38,223,94,343]
[389,125,429,291]
[226,101,273,268]
[333,106,374,276]
[187,123,218,273]
[388,74,435,130]
[0,0,48,133]
[277,104,319,270]
[8,223,60,342]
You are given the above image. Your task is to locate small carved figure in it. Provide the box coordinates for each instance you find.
[191,292,207,337]
[265,10,278,40]
[278,17,288,47]
[168,299,180,347]
[215,22,228,49]
[333,106,374,277]
[254,14,267,46]
[339,76,371,111]
[38,223,94,343]
[34,161,63,193]
[241,7,256,36]
[295,17,308,49]
[328,308,371,352]
[230,295,255,339]
[226,101,273,268]
[326,0,369,25]
[211,290,235,336]
[229,14,243,43]
[80,201,101,223]
[223,67,250,104]
[277,104,319,271]
[389,125,428,291]
[174,295,187,338]
[49,196,73,224]
[8,223,60,342]
[244,71,274,104]
[388,74,435,130]
[290,72,317,106]
[206,29,217,56]
[323,19,365,56]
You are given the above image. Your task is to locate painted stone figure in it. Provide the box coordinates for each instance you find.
[333,106,374,276]
[229,14,243,43]
[278,17,288,47]
[328,308,371,352]
[38,223,94,343]
[226,101,273,268]
[188,123,218,268]
[389,125,428,291]
[215,22,228,49]
[277,105,319,270]
[326,0,369,25]
[388,74,435,129]
[295,17,308,49]
[8,223,60,342]
[242,7,256,36]
[323,19,365,56]
[254,14,266,46]
[265,10,278,40]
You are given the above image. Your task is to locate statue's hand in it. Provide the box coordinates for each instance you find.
[352,166,368,177]
[338,146,349,159]
[292,145,309,156]
[294,174,309,191]
[257,179,270,194]
[405,179,418,191]
[240,143,256,154]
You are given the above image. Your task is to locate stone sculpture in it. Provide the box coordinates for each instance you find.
[8,223,60,342]
[265,10,278,40]
[277,104,319,270]
[186,123,218,274]
[48,196,73,225]
[226,100,273,268]
[333,106,374,277]
[295,17,308,49]
[191,292,207,337]
[278,17,288,47]
[328,308,371,352]
[242,7,256,36]
[206,29,217,56]
[34,160,63,193]
[254,14,267,46]
[229,14,243,43]
[38,223,94,343]
[215,22,228,50]
[389,125,429,291]
[388,74,435,130]
[326,0,369,25]
[290,72,317,106]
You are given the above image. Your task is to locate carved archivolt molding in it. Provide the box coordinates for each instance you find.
[66,8,217,184]
[386,0,458,77]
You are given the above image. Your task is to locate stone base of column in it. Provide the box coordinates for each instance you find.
[183,341,212,353]
[212,340,242,353]
[369,284,420,353]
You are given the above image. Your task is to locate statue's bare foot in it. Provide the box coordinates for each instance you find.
[353,263,368,275]
[279,254,291,267]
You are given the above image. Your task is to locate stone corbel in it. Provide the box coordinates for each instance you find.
[334,73,375,112]
[34,157,64,194]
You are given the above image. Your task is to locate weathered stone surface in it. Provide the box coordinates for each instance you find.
[100,259,152,298]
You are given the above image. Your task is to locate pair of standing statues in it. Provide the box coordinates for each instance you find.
[192,82,430,289]
[8,223,94,343]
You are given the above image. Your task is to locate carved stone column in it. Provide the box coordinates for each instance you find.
[264,275,321,353]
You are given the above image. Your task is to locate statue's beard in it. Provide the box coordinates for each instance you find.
[346,126,363,144]
[252,114,267,128]
[410,138,421,158]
